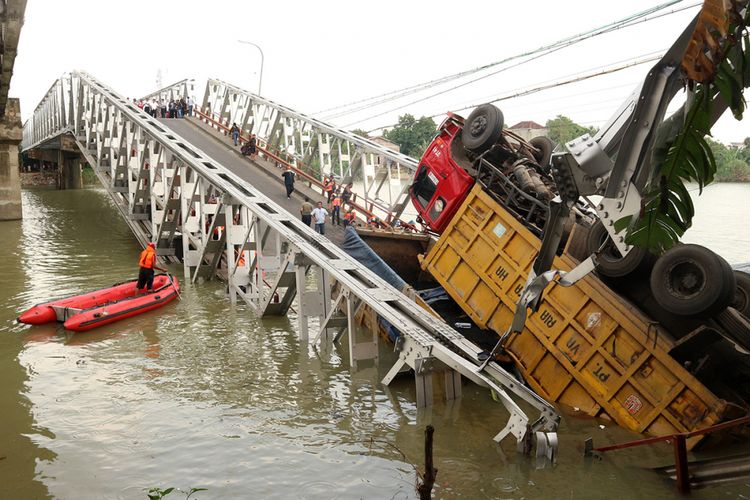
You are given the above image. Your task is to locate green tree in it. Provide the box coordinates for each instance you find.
[382,114,437,158]
[706,137,750,181]
[726,158,750,181]
[545,115,597,146]
[350,128,369,138]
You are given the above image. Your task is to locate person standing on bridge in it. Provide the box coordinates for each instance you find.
[300,197,313,226]
[282,165,295,198]
[312,201,328,235]
[341,183,353,208]
[248,134,258,159]
[331,192,342,225]
[323,176,336,204]
[230,123,240,146]
[137,242,166,293]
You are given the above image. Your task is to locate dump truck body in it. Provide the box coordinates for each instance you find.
[420,184,736,442]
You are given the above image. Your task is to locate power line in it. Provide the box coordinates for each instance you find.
[321,0,694,118]
[440,50,663,116]
[341,13,688,129]
[364,53,661,133]
[444,80,639,113]
[320,0,699,121]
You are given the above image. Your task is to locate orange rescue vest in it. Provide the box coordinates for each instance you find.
[139,247,156,269]
[235,248,246,267]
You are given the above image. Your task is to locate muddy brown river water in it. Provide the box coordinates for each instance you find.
[1,185,748,499]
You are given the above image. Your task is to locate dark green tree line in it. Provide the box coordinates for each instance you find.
[381,114,437,158]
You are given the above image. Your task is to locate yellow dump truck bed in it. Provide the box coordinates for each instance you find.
[421,184,727,440]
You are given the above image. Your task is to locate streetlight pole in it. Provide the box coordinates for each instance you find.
[237,40,264,96]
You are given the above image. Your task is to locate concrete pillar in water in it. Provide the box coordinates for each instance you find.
[58,150,82,190]
[0,98,23,220]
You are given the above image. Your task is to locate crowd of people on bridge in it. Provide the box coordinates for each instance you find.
[134,97,195,119]
[292,174,364,233]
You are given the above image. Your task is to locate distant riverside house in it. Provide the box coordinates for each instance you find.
[369,136,401,157]
[362,136,405,185]
[508,120,548,141]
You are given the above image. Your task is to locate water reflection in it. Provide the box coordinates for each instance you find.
[2,186,749,498]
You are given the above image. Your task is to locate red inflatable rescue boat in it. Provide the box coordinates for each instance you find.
[17,274,180,332]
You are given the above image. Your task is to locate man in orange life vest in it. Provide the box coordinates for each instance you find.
[137,242,166,292]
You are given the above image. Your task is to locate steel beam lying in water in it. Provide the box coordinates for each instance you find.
[21,71,559,450]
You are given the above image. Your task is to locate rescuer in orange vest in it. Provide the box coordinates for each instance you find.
[323,175,335,203]
[343,209,356,227]
[137,242,166,292]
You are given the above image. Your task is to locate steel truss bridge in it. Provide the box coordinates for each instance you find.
[21,71,559,452]
[141,78,417,224]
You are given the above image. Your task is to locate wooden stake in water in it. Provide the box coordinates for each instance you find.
[418,425,437,500]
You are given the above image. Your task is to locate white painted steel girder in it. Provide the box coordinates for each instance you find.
[139,79,196,105]
[199,78,417,222]
[21,71,559,449]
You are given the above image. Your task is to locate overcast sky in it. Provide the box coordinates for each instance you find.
[11,0,750,144]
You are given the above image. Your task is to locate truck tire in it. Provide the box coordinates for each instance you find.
[586,220,650,278]
[462,104,504,153]
[529,136,555,171]
[650,244,736,317]
[731,270,750,318]
[715,308,750,350]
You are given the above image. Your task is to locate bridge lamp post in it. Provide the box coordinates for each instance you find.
[237,40,264,96]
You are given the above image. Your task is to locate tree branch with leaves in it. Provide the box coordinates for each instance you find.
[623,2,750,253]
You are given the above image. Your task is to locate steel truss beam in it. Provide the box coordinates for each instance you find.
[153,77,418,222]
[139,79,196,105]
[21,71,559,451]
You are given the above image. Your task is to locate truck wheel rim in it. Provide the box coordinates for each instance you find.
[666,260,707,300]
[469,116,487,137]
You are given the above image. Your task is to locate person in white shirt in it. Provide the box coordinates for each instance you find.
[311,201,328,235]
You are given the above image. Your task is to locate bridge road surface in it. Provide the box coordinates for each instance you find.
[157,116,350,246]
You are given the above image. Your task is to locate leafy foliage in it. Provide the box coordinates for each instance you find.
[621,91,716,253]
[708,137,750,180]
[382,114,437,158]
[147,487,175,500]
[146,487,207,500]
[623,9,750,253]
[544,115,598,146]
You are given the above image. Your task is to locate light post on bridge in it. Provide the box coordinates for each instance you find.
[237,40,264,96]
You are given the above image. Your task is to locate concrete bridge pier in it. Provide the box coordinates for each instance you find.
[0,98,22,220]
[58,151,83,190]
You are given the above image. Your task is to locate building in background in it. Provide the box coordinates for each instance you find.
[508,120,547,141]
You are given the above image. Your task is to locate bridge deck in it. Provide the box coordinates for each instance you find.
[158,117,348,245]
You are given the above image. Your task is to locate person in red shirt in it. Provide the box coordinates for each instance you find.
[137,242,166,292]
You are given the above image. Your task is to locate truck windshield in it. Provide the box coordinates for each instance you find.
[412,165,437,209]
